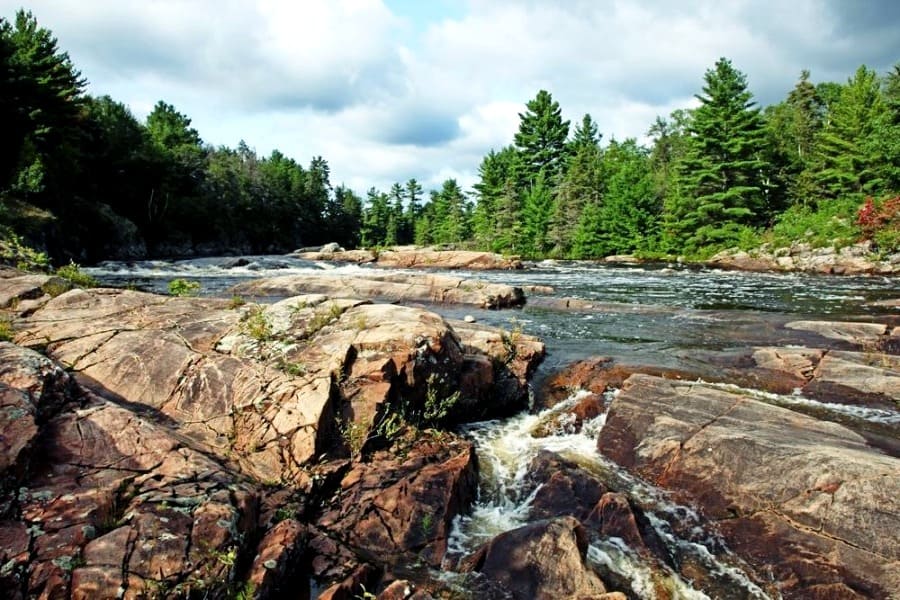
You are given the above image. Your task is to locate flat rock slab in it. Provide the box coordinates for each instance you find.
[292,248,522,270]
[786,320,889,346]
[231,273,525,308]
[598,373,900,598]
[374,249,523,270]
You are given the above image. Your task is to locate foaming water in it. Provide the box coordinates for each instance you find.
[448,391,775,599]
[707,382,900,425]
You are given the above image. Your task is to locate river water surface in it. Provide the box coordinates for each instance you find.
[86,256,900,599]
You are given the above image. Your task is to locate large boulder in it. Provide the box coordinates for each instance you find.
[462,516,610,599]
[12,288,541,485]
[231,272,525,309]
[598,374,900,598]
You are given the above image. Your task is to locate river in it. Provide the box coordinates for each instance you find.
[85,256,900,599]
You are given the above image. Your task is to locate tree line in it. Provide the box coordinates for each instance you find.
[360,59,899,258]
[2,9,898,266]
[1,10,363,263]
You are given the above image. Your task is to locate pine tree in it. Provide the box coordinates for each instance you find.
[520,172,554,257]
[1,10,86,195]
[514,90,570,184]
[403,178,423,243]
[672,58,770,250]
[472,147,521,250]
[765,70,825,206]
[550,114,602,256]
[811,65,888,198]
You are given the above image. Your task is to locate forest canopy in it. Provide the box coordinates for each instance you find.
[1,9,898,266]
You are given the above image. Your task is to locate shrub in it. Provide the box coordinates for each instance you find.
[168,278,201,297]
[858,195,900,254]
[0,229,49,272]
[240,305,273,341]
[55,261,97,287]
[768,196,863,249]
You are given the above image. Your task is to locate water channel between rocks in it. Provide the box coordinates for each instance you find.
[86,256,900,599]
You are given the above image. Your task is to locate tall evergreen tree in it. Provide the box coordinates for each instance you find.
[1,10,85,195]
[670,58,770,250]
[765,70,825,206]
[403,178,423,243]
[551,114,602,256]
[811,65,888,198]
[472,147,521,250]
[514,90,570,183]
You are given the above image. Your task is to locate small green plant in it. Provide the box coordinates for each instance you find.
[228,295,246,309]
[232,581,256,600]
[337,417,369,457]
[168,278,201,297]
[305,303,343,337]
[500,317,524,363]
[277,359,307,376]
[355,584,377,600]
[353,314,369,331]
[420,512,434,536]
[55,261,98,287]
[0,317,14,342]
[422,374,460,426]
[240,305,273,341]
[41,279,71,297]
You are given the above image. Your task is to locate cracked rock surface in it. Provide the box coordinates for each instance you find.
[598,374,900,598]
[0,278,545,599]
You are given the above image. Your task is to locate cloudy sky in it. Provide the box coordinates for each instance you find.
[4,1,899,194]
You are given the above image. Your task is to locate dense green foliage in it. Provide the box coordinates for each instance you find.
[2,9,898,265]
[1,10,359,264]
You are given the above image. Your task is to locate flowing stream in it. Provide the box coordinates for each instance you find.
[86,256,900,599]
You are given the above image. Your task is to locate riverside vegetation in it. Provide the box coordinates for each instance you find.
[1,9,899,268]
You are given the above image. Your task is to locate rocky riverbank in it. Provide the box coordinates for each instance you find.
[0,270,548,599]
[1,266,898,599]
[707,241,900,275]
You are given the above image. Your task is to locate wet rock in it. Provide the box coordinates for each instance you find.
[318,563,379,600]
[464,516,609,599]
[232,272,525,309]
[804,350,900,407]
[598,374,900,597]
[539,356,695,409]
[451,319,545,417]
[526,451,607,521]
[530,392,605,437]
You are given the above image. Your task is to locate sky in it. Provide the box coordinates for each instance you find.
[4,0,899,195]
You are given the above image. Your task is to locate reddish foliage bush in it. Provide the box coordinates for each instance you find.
[857,196,900,240]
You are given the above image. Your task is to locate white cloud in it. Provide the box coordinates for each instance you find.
[2,0,898,195]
